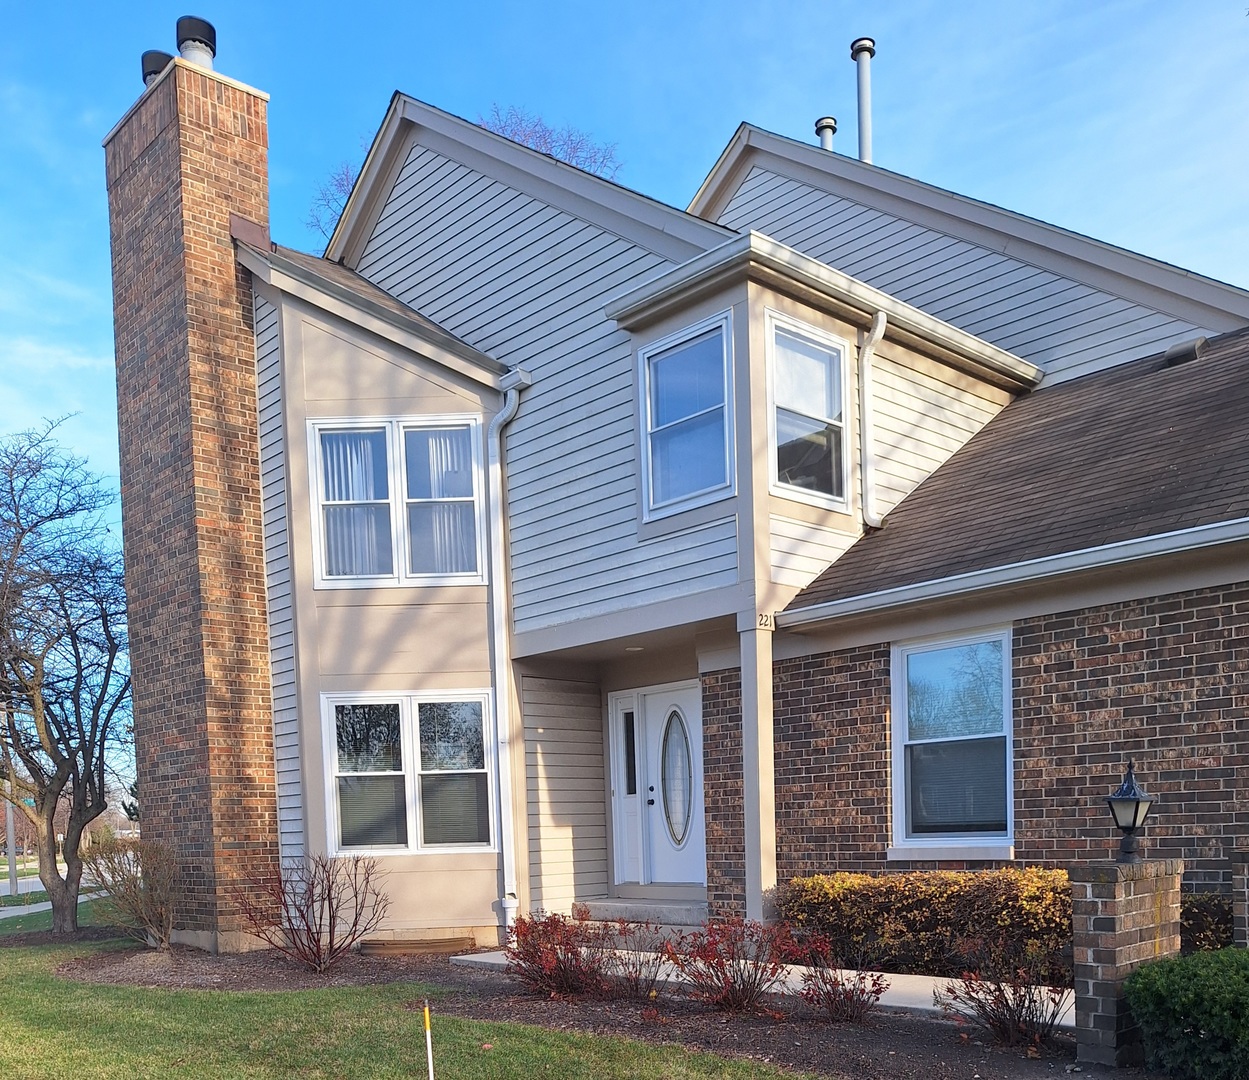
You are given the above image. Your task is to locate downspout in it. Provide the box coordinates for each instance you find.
[487,367,531,928]
[859,311,887,529]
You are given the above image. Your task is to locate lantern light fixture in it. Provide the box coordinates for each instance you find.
[1105,761,1155,864]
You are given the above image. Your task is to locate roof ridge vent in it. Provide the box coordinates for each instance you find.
[1163,336,1209,367]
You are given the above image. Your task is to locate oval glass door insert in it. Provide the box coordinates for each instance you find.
[661,709,693,845]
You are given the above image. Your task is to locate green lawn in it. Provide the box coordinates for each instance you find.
[1,887,50,908]
[0,931,812,1079]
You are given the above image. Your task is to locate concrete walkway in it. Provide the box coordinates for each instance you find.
[0,891,97,921]
[451,949,1076,1032]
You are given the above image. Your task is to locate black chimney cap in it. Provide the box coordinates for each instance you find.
[141,50,175,85]
[176,16,217,56]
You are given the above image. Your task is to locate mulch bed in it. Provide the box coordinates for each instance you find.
[35,932,1166,1080]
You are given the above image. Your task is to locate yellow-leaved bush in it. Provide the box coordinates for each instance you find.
[774,868,1072,986]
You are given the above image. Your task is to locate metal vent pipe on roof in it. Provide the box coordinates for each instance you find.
[815,116,837,151]
[176,15,217,70]
[850,37,876,163]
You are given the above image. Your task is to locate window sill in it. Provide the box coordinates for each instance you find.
[886,844,1015,862]
[331,845,498,858]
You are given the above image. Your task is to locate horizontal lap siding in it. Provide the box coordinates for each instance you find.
[357,144,736,635]
[254,295,303,862]
[870,353,1010,512]
[521,676,607,911]
[769,516,859,589]
[718,168,1203,381]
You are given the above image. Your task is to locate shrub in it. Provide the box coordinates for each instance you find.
[83,838,179,950]
[1124,948,1249,1080]
[1181,890,1233,953]
[604,917,672,1000]
[237,854,391,973]
[934,938,1072,1047]
[775,868,1071,985]
[792,935,889,1022]
[505,906,614,998]
[664,918,793,1011]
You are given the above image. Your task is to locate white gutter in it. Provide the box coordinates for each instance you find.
[779,515,1249,629]
[858,311,887,529]
[487,367,532,926]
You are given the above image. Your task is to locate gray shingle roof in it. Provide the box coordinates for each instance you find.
[787,326,1249,612]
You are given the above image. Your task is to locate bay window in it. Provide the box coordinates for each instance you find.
[327,692,493,854]
[311,417,485,587]
[892,630,1012,851]
[639,312,734,518]
[768,312,847,506]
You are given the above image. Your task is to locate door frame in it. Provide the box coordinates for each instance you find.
[608,679,704,888]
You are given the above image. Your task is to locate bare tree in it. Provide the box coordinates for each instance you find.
[480,105,621,179]
[305,106,621,242]
[0,423,131,932]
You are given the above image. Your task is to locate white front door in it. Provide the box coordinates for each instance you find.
[610,683,705,886]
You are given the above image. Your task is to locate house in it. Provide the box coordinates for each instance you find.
[104,21,1249,952]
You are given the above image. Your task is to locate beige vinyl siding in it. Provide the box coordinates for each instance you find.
[870,349,1011,514]
[718,167,1205,382]
[769,515,859,589]
[521,675,607,911]
[355,142,737,635]
[254,294,304,861]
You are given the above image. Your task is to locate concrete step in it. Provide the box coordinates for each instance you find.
[579,899,708,928]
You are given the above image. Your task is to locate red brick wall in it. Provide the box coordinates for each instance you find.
[701,669,745,917]
[105,63,279,941]
[702,581,1249,911]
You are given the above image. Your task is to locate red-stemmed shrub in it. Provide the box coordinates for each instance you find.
[792,935,890,1022]
[664,918,793,1011]
[605,917,672,1000]
[504,905,614,998]
[237,854,391,973]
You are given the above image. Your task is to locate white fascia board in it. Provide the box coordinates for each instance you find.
[605,231,1041,390]
[779,516,1249,630]
[325,93,405,263]
[238,244,507,390]
[691,126,1249,329]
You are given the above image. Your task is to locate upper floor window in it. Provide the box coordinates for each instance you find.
[892,630,1012,848]
[311,417,485,588]
[639,312,734,519]
[768,312,847,507]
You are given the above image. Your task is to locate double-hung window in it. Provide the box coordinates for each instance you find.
[327,692,493,854]
[312,417,485,587]
[768,312,847,506]
[639,312,734,518]
[891,630,1012,853]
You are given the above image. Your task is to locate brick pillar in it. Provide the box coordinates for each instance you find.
[1070,860,1183,1068]
[104,57,279,952]
[1232,850,1249,948]
[702,668,746,918]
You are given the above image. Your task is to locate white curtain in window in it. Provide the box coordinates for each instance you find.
[322,430,393,577]
[406,428,476,575]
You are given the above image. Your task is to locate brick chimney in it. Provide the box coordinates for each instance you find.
[104,25,279,952]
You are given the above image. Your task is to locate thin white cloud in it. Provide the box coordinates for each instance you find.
[2,336,112,374]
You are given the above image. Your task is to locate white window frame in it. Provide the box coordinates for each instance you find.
[308,415,487,589]
[322,689,496,857]
[889,628,1014,861]
[765,309,850,511]
[637,310,735,522]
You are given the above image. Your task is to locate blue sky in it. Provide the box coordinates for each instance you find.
[2,1,1247,482]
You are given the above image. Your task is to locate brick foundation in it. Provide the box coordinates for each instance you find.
[1233,850,1249,947]
[104,61,279,948]
[1070,860,1182,1067]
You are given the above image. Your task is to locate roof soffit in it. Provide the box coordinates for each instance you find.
[690,125,1249,333]
[238,242,508,390]
[605,231,1041,391]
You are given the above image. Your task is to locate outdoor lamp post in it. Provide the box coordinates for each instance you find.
[1106,762,1155,864]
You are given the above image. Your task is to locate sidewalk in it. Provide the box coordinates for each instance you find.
[0,891,97,921]
[450,949,1076,1031]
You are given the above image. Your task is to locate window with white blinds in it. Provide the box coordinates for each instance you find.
[311,417,485,587]
[892,631,1012,846]
[326,692,493,854]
